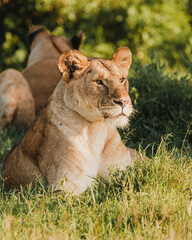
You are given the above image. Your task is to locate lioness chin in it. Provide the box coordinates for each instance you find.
[2,47,138,195]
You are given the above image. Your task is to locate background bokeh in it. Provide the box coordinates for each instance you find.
[1,0,192,72]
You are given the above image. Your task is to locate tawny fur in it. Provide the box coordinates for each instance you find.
[23,25,83,114]
[2,48,138,195]
[0,69,35,129]
[0,25,83,129]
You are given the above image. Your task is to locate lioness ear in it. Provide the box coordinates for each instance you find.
[71,30,84,50]
[112,47,132,76]
[58,50,88,83]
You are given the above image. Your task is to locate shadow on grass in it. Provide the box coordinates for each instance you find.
[120,56,192,155]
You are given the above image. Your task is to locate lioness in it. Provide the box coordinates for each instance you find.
[2,47,138,195]
[0,69,35,129]
[23,25,84,115]
[0,25,83,129]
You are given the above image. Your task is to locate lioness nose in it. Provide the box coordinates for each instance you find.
[113,99,129,108]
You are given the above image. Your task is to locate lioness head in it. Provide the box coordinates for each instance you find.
[28,25,83,52]
[58,47,133,127]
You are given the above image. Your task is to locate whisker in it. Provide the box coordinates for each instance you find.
[101,107,118,110]
[129,108,138,120]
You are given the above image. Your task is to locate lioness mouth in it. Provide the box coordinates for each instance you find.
[103,112,127,119]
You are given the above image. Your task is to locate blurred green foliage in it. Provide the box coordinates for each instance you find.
[121,55,192,153]
[0,0,192,72]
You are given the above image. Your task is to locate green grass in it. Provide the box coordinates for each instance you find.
[0,140,191,239]
[0,127,25,162]
[0,58,192,239]
[121,56,192,153]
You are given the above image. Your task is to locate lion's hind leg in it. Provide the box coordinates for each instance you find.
[0,69,35,130]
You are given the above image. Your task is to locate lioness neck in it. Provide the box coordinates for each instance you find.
[50,79,110,150]
[27,36,60,67]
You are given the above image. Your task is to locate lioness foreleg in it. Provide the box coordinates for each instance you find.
[98,129,137,180]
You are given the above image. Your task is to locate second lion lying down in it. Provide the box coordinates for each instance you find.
[2,47,138,195]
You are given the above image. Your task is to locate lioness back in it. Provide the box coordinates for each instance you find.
[0,69,35,129]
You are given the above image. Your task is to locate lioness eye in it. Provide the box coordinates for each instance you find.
[120,78,126,84]
[95,79,104,86]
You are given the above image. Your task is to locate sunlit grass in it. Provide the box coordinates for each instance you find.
[0,138,191,239]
